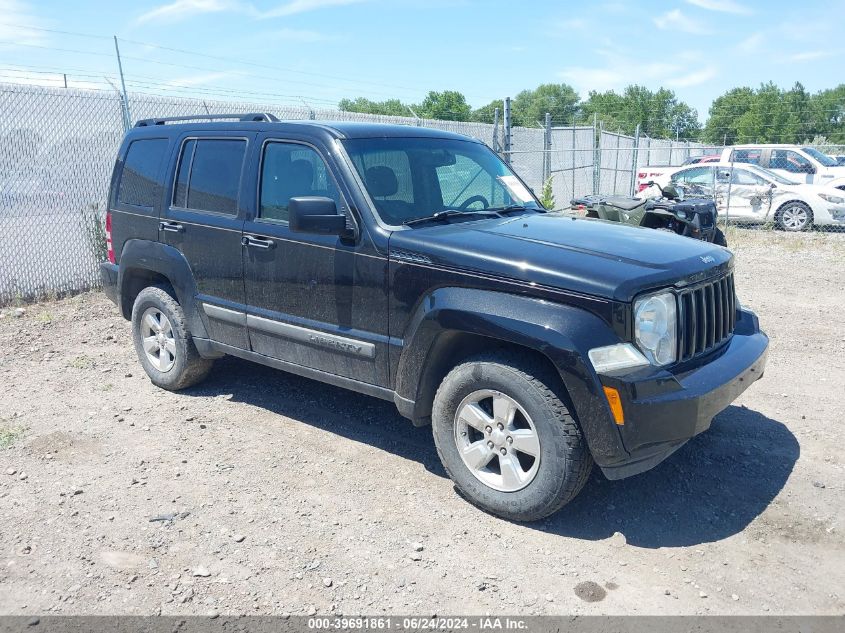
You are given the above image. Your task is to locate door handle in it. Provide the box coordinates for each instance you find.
[242,235,275,249]
[159,221,184,233]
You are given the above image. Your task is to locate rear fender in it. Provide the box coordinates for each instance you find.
[117,239,208,339]
[395,287,629,466]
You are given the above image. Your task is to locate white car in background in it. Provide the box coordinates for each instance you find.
[723,145,845,190]
[654,162,845,231]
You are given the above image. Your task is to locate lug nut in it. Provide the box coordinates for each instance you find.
[487,441,494,449]
[507,436,513,444]
[485,426,492,434]
[499,448,507,455]
[497,423,504,430]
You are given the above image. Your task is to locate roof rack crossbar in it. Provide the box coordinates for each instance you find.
[134,113,279,127]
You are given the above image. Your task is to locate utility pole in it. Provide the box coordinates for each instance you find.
[113,36,132,130]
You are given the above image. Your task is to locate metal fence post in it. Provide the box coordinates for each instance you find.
[543,112,551,184]
[595,119,603,195]
[113,36,131,131]
[593,114,599,194]
[503,97,512,165]
[492,107,500,154]
[571,115,576,199]
[630,123,640,196]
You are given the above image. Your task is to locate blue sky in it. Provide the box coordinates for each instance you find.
[0,0,842,120]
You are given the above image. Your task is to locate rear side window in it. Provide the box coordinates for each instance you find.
[172,138,246,214]
[731,149,762,165]
[118,138,168,207]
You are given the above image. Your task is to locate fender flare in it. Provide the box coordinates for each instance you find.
[117,239,208,339]
[394,287,628,466]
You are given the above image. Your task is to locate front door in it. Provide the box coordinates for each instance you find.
[715,167,772,221]
[242,137,389,386]
[160,134,253,348]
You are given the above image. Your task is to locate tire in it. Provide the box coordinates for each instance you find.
[431,352,593,521]
[775,201,813,232]
[714,228,728,247]
[131,285,213,390]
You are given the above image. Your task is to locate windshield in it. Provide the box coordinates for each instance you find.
[746,165,798,185]
[801,147,838,167]
[342,137,541,225]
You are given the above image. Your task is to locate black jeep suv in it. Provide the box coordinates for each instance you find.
[101,113,768,521]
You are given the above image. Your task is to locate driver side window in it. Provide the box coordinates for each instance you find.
[770,150,813,174]
[435,154,510,210]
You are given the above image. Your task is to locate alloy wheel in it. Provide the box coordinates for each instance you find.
[140,307,177,372]
[453,389,541,492]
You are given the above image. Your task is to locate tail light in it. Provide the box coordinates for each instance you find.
[106,210,115,263]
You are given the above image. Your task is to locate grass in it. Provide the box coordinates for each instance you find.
[67,355,94,370]
[0,424,26,449]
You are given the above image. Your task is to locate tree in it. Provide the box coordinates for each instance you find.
[338,97,413,117]
[580,85,701,139]
[415,90,472,121]
[511,83,580,127]
[472,99,504,124]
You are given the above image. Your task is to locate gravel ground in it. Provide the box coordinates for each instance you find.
[1,229,843,617]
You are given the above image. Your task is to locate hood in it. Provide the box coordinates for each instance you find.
[793,183,845,199]
[388,213,733,302]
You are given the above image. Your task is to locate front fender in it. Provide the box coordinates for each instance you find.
[117,239,208,338]
[395,287,629,467]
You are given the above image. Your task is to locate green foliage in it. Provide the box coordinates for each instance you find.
[416,90,472,121]
[0,423,25,449]
[703,82,845,144]
[539,176,555,210]
[338,97,413,117]
[580,85,701,139]
[81,202,107,263]
[338,80,845,145]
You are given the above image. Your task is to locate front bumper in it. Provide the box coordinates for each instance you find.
[100,262,119,307]
[596,308,768,480]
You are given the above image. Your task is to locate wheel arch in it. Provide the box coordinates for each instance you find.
[117,239,208,338]
[393,287,628,466]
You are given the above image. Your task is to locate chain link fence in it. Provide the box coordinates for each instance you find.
[2,82,844,304]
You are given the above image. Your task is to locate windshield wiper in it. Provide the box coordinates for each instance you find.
[402,209,501,226]
[486,204,545,215]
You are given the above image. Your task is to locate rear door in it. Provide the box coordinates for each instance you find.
[161,132,254,348]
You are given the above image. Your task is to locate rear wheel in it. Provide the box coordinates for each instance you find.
[775,202,813,232]
[431,352,593,521]
[131,285,213,390]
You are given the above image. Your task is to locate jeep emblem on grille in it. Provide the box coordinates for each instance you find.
[700,255,715,263]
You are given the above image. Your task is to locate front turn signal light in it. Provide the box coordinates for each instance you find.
[603,386,625,426]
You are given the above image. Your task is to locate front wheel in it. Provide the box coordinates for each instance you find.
[714,227,728,247]
[431,352,593,521]
[775,202,813,232]
[131,285,213,391]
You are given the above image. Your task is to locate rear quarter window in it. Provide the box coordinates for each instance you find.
[117,138,168,208]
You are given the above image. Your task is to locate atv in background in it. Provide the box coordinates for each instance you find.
[570,183,727,246]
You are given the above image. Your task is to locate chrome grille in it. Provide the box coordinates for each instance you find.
[678,272,736,361]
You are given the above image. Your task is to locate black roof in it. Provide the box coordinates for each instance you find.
[130,114,477,142]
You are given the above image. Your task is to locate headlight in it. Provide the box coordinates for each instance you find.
[634,292,677,366]
[819,193,845,204]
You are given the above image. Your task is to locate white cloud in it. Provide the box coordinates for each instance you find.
[136,0,243,24]
[0,0,45,46]
[665,66,718,88]
[560,59,684,95]
[685,0,752,15]
[654,9,710,35]
[787,50,834,62]
[260,0,370,19]
[736,32,763,52]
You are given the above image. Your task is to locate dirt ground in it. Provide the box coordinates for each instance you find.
[1,229,843,617]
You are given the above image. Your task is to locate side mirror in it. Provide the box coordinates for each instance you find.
[289,197,349,237]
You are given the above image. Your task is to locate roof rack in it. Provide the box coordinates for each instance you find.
[134,113,279,127]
